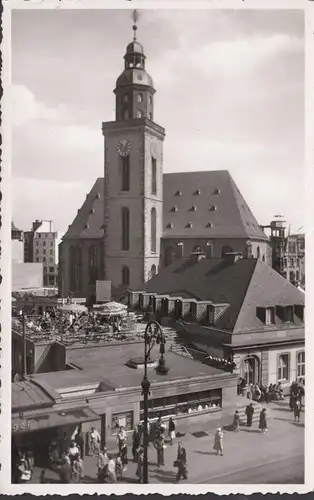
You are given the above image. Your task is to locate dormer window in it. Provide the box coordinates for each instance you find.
[256,306,275,325]
[213,188,220,195]
[208,205,217,211]
[276,305,294,323]
[174,190,182,196]
[186,222,192,228]
[90,208,95,215]
[85,223,89,229]
[206,221,213,228]
[294,305,304,322]
[194,189,201,195]
[171,206,178,212]
[137,110,143,118]
[166,222,173,229]
[95,193,100,199]
[190,205,197,211]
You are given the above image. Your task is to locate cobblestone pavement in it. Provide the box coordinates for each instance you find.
[29,399,304,484]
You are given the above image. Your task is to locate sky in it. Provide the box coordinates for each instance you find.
[11,8,305,234]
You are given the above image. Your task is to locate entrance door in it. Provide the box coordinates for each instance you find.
[243,357,259,385]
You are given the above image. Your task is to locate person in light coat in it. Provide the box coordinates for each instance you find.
[213,428,224,456]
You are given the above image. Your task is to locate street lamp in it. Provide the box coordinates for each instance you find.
[141,320,168,484]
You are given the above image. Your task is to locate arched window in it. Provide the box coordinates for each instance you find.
[221,245,233,257]
[257,246,261,259]
[121,207,130,251]
[122,266,130,286]
[262,254,265,262]
[165,246,174,267]
[69,245,82,292]
[137,93,143,103]
[121,156,130,191]
[151,157,157,195]
[151,207,157,253]
[150,264,157,279]
[88,245,98,284]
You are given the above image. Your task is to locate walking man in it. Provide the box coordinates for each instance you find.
[213,428,224,456]
[259,408,268,434]
[245,403,255,427]
[155,432,165,467]
[168,417,176,445]
[175,441,188,483]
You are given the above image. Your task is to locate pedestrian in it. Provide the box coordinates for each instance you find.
[97,447,109,480]
[17,455,31,483]
[107,456,117,483]
[72,456,84,483]
[115,453,123,481]
[168,417,176,445]
[233,410,240,431]
[213,428,223,456]
[68,441,80,463]
[175,441,188,483]
[88,427,101,456]
[154,432,165,467]
[245,403,255,427]
[136,448,144,483]
[117,426,128,469]
[294,399,301,422]
[59,456,72,483]
[132,425,141,462]
[74,428,85,459]
[259,408,268,434]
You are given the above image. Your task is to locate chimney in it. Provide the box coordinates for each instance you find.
[190,251,206,263]
[223,252,243,264]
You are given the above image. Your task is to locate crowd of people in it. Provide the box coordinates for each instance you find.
[237,378,305,407]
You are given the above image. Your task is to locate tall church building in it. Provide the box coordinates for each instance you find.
[59,18,271,303]
[102,24,165,290]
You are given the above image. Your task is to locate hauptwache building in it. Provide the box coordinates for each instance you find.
[59,20,271,303]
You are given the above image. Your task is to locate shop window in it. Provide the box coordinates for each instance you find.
[277,354,289,382]
[296,351,305,382]
[111,411,133,434]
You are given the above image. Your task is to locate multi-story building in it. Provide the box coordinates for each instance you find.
[262,219,305,287]
[59,20,270,302]
[11,222,24,264]
[24,220,62,287]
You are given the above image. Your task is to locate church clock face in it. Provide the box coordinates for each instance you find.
[116,139,132,157]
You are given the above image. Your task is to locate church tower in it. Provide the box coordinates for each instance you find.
[102,12,165,292]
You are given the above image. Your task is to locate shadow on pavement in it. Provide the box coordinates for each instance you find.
[240,428,261,433]
[292,422,304,428]
[148,469,177,484]
[194,450,218,456]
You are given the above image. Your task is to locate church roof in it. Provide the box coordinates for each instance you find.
[62,171,267,242]
[163,170,267,240]
[142,257,304,333]
[62,178,104,240]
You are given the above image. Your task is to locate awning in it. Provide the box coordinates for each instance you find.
[12,406,99,435]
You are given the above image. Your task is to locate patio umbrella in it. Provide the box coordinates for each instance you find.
[93,301,127,316]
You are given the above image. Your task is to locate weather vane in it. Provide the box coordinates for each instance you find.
[132,9,140,41]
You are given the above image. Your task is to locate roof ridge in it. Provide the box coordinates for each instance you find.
[232,259,258,332]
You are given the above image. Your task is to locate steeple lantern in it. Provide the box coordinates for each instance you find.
[114,10,155,122]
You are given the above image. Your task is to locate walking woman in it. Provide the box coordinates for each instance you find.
[168,417,176,445]
[154,432,165,467]
[259,408,268,434]
[294,399,301,422]
[213,428,224,456]
[175,441,188,483]
[117,426,128,469]
[233,410,240,432]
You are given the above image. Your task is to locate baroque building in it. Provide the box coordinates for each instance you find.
[60,19,270,302]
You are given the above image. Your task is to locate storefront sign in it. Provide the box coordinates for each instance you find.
[12,420,31,432]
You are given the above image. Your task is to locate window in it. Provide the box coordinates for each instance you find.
[151,157,157,195]
[137,93,143,103]
[285,305,294,322]
[265,307,275,325]
[277,354,289,381]
[124,109,129,120]
[50,241,53,246]
[43,249,46,255]
[296,351,305,381]
[36,257,39,262]
[149,96,152,105]
[36,241,39,246]
[151,207,157,253]
[121,156,130,191]
[123,94,128,103]
[50,258,53,263]
[137,110,143,118]
[43,241,46,246]
[48,276,55,286]
[256,246,260,259]
[289,271,295,282]
[49,266,55,273]
[36,249,39,255]
[150,264,157,279]
[50,249,53,255]
[121,207,130,251]
[111,411,133,434]
[88,245,99,284]
[149,113,152,120]
[43,257,46,263]
[122,266,130,286]
[294,305,304,322]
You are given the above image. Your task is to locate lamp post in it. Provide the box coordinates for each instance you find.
[141,320,168,484]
